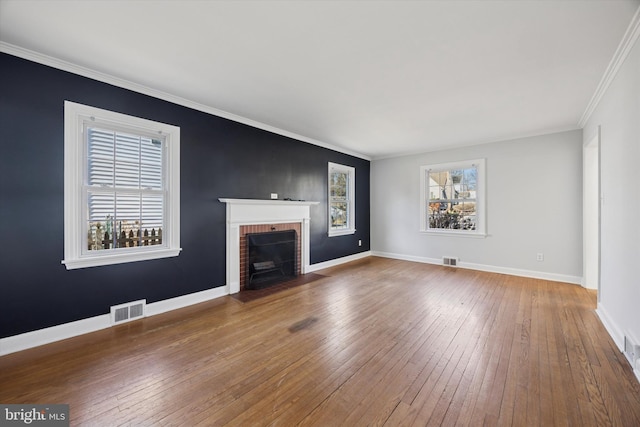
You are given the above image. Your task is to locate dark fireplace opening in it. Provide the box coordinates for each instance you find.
[246,230,297,289]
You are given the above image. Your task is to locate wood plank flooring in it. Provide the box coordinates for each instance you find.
[2,257,640,426]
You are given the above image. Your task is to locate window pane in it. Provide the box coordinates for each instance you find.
[328,162,355,236]
[330,201,348,228]
[330,171,348,199]
[87,128,114,187]
[426,164,478,231]
[87,191,114,251]
[114,132,141,189]
[86,127,165,252]
[141,194,163,230]
[113,193,140,248]
[141,138,163,190]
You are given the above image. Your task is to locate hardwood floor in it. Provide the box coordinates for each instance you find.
[2,257,639,426]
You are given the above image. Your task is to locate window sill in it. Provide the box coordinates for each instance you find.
[328,229,356,237]
[420,230,487,239]
[62,247,182,270]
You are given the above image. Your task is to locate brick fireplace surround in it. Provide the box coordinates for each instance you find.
[219,198,319,294]
[240,222,301,291]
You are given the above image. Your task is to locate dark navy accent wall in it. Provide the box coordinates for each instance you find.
[0,53,370,338]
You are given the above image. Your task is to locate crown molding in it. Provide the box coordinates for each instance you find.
[578,5,640,128]
[0,42,371,161]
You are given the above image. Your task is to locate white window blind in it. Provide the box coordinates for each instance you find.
[63,101,181,269]
[85,126,165,251]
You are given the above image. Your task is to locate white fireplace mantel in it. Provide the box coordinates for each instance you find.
[219,198,319,294]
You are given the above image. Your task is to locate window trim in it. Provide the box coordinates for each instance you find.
[419,158,486,238]
[62,101,181,269]
[328,162,356,237]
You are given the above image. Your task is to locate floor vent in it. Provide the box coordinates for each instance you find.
[110,299,146,325]
[442,257,459,267]
[624,334,639,366]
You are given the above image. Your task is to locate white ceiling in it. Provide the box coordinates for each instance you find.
[1,0,638,159]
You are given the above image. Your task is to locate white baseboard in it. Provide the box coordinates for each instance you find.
[307,251,372,272]
[145,286,227,317]
[371,251,582,285]
[1,251,371,357]
[0,314,112,358]
[597,305,640,384]
[595,304,625,352]
[0,285,227,356]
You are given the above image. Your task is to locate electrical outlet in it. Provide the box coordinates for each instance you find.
[270,193,278,200]
[536,253,544,262]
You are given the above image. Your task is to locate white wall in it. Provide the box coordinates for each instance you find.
[371,129,583,283]
[583,33,640,354]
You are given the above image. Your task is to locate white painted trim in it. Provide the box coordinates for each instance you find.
[372,251,582,285]
[595,304,625,352]
[218,198,318,207]
[373,126,580,161]
[0,42,370,161]
[0,286,226,356]
[582,127,601,292]
[419,158,486,236]
[420,230,487,239]
[372,251,442,266]
[578,5,640,127]
[62,101,181,269]
[0,314,111,357]
[307,251,372,272]
[328,162,356,237]
[145,286,227,317]
[219,198,319,294]
[596,307,640,385]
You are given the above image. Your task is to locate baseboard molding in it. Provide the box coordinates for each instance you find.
[0,286,227,356]
[371,251,582,285]
[145,286,227,317]
[0,314,112,358]
[1,251,371,357]
[595,304,625,352]
[307,251,372,272]
[596,304,640,384]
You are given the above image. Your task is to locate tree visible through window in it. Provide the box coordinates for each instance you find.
[428,166,477,230]
[328,162,355,236]
[420,159,486,236]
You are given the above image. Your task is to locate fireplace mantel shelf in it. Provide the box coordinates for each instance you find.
[219,198,319,206]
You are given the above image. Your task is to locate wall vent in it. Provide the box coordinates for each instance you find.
[442,257,459,267]
[110,299,146,325]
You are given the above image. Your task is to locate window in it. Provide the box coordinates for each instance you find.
[328,162,355,236]
[63,101,181,269]
[420,159,486,237]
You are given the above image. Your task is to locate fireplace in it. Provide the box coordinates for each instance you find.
[246,229,297,289]
[240,223,301,291]
[219,198,319,294]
